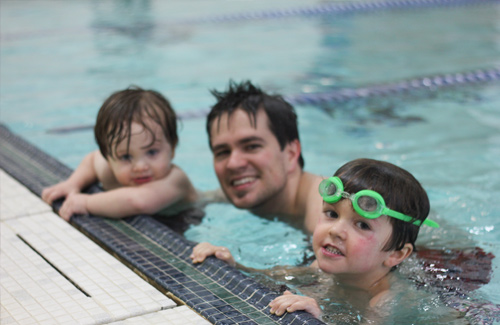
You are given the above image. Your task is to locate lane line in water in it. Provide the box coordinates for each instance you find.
[2,0,498,42]
[178,0,500,24]
[45,66,500,134]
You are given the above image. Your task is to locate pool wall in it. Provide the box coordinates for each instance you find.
[0,124,324,325]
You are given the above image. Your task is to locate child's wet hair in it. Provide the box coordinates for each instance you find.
[334,158,430,252]
[94,86,178,159]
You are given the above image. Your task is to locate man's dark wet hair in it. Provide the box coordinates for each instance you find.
[95,86,178,159]
[206,80,304,168]
[334,158,430,252]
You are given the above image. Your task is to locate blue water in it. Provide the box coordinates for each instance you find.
[1,0,499,319]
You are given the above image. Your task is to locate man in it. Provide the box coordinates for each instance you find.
[206,80,322,234]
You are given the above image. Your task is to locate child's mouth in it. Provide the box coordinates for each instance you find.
[323,245,344,256]
[134,176,152,185]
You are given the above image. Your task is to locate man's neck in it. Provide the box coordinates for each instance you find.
[249,169,308,229]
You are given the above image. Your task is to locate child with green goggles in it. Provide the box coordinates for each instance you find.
[269,158,439,320]
[192,158,440,322]
[319,176,439,228]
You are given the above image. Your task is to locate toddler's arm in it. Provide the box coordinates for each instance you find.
[78,165,194,218]
[190,242,236,267]
[269,290,322,319]
[42,151,99,204]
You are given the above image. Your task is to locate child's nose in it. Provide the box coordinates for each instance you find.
[133,159,149,171]
[328,219,348,240]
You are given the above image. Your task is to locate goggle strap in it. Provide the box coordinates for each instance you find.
[384,208,440,228]
[422,218,440,228]
[383,208,418,224]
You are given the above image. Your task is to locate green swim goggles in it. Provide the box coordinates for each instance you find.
[319,177,439,228]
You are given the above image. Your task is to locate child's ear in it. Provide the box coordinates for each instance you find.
[384,243,413,268]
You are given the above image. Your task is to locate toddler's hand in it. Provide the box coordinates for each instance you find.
[58,193,89,221]
[42,180,78,205]
[269,290,321,318]
[190,242,235,267]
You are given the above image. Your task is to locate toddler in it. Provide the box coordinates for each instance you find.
[42,86,198,221]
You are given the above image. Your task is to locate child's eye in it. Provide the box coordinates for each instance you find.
[324,210,338,219]
[356,221,371,231]
[147,149,159,156]
[118,154,132,162]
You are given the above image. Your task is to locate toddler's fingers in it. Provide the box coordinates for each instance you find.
[214,248,236,267]
[59,204,71,222]
[190,243,214,263]
[41,187,56,203]
[269,301,290,317]
[286,298,322,318]
[269,296,292,316]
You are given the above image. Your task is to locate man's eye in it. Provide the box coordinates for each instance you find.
[245,144,261,151]
[214,150,230,158]
[324,210,338,219]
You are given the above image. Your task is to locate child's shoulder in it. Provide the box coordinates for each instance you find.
[164,164,195,186]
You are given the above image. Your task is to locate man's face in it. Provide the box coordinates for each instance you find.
[210,108,292,212]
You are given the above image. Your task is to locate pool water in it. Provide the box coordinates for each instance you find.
[1,0,499,322]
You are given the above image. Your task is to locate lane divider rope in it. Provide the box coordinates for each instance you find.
[45,66,500,134]
[179,0,500,24]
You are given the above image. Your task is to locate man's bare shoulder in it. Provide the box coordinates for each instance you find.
[300,172,323,200]
[299,172,323,234]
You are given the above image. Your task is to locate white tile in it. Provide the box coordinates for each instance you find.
[108,306,211,325]
[0,172,213,324]
[1,214,175,324]
[0,170,52,220]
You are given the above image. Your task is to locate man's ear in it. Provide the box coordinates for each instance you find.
[284,139,301,172]
[384,243,413,268]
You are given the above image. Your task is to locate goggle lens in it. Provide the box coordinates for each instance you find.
[352,190,386,219]
[357,195,378,213]
[324,182,338,196]
[319,178,343,204]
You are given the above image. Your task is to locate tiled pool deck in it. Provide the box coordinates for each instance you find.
[0,125,323,325]
[0,169,210,325]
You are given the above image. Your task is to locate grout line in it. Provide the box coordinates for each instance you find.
[15,234,92,298]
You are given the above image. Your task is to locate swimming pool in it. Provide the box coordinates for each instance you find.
[1,0,499,322]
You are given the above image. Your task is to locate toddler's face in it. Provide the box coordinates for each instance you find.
[313,199,396,285]
[108,121,174,186]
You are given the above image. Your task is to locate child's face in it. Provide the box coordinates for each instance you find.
[107,121,174,187]
[313,199,396,284]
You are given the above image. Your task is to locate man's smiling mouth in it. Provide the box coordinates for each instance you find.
[232,176,256,186]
